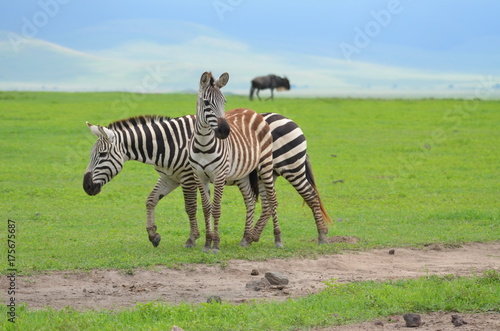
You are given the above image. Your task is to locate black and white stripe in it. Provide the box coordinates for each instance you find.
[84,115,200,248]
[257,113,331,244]
[188,72,280,252]
[83,108,330,249]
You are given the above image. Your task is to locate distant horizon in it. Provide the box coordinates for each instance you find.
[1,1,499,99]
[2,88,499,101]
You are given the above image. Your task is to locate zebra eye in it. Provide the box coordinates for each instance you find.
[98,152,108,158]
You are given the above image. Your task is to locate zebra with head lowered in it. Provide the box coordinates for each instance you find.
[188,71,281,252]
[84,115,200,248]
[83,107,331,249]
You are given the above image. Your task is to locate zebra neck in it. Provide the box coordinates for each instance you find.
[114,128,158,166]
[194,104,215,139]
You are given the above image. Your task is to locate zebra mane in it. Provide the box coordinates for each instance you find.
[107,115,172,129]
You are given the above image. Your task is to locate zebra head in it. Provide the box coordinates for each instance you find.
[83,122,124,196]
[198,71,231,139]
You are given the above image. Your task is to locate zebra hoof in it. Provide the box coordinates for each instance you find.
[318,233,328,245]
[275,242,284,248]
[184,238,196,248]
[202,246,212,253]
[239,237,252,247]
[150,233,161,247]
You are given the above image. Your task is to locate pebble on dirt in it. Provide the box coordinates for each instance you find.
[250,269,259,276]
[403,313,422,327]
[389,249,395,255]
[246,278,270,291]
[451,314,468,326]
[264,272,289,285]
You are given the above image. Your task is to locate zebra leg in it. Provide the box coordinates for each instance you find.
[258,165,283,248]
[198,181,213,253]
[282,173,329,244]
[236,178,258,247]
[210,177,226,253]
[146,176,179,247]
[180,178,200,248]
[256,89,261,101]
[250,179,273,243]
[303,190,329,244]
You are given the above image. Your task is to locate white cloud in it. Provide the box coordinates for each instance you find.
[1,21,499,99]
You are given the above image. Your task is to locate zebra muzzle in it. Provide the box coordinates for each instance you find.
[83,172,102,196]
[215,117,230,139]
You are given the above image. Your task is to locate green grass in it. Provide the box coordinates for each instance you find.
[2,270,499,330]
[1,92,498,272]
[1,92,499,329]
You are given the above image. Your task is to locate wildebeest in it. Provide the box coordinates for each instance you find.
[249,74,290,101]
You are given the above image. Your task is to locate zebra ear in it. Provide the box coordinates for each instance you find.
[87,122,102,137]
[200,72,212,89]
[217,72,229,88]
[87,122,116,143]
[100,126,116,143]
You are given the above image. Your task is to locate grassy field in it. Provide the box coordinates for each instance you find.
[1,92,499,329]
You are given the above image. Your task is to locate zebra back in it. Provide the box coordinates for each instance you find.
[108,115,195,173]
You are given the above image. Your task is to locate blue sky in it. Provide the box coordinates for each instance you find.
[1,0,499,97]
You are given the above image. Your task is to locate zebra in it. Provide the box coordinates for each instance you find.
[252,113,331,244]
[188,71,280,252]
[83,111,331,250]
[84,115,200,248]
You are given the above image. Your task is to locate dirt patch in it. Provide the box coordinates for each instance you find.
[320,312,500,331]
[4,241,499,328]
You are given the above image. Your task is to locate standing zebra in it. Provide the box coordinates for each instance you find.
[253,113,331,244]
[83,112,331,249]
[188,72,280,252]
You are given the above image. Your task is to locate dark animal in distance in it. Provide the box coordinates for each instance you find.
[249,74,290,101]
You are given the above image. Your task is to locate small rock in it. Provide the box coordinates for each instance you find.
[403,313,422,327]
[250,269,259,276]
[389,249,395,255]
[374,321,384,327]
[246,278,270,291]
[265,272,289,285]
[206,295,222,304]
[451,314,467,326]
[171,326,184,331]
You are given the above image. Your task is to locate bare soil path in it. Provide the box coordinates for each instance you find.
[5,241,499,329]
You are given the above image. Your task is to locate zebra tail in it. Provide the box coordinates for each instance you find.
[249,169,260,202]
[304,154,332,224]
